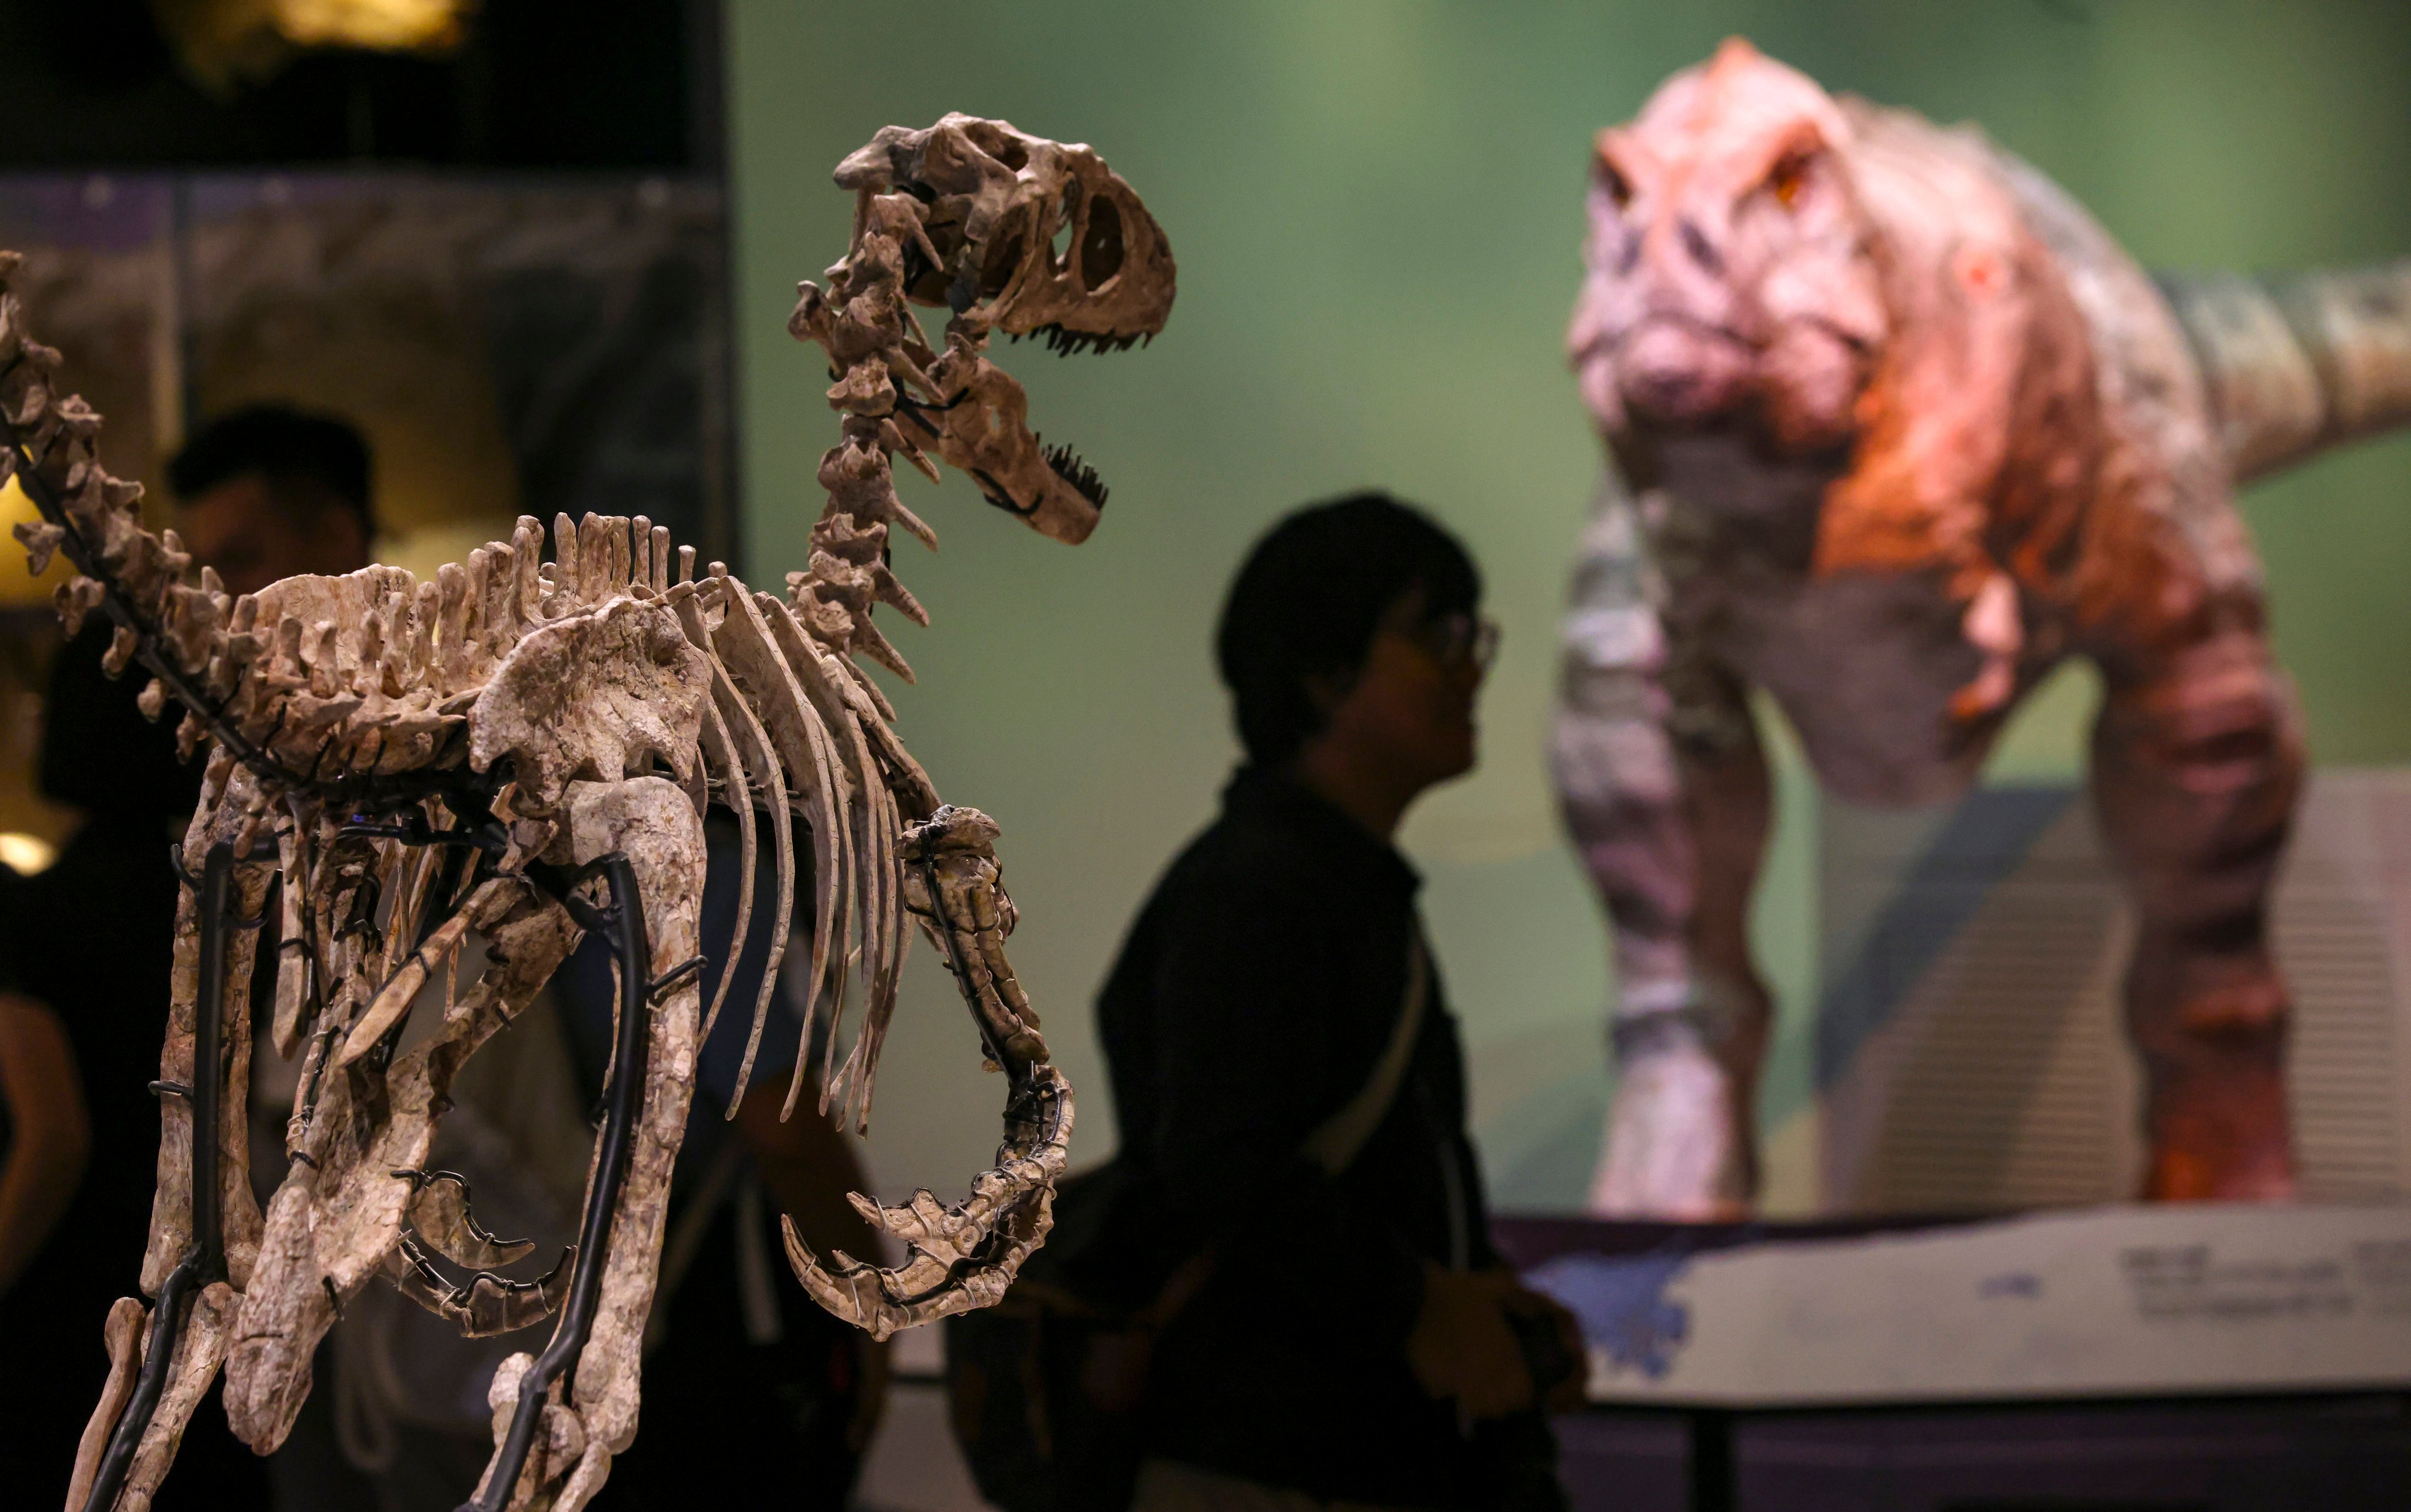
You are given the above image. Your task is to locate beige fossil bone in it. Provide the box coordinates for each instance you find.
[779,806,1071,1341]
[467,777,706,1509]
[22,110,1170,1512]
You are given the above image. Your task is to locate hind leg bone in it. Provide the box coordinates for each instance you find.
[69,797,274,1512]
[470,776,706,1512]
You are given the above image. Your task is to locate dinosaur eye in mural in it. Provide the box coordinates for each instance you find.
[14,112,1170,1512]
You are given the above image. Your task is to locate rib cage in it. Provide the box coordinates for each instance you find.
[19,439,935,1127]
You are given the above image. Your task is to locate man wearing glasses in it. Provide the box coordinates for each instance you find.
[1095,492,1577,1512]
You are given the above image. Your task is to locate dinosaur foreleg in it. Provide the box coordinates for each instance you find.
[2091,629,2303,1201]
[781,804,1069,1341]
[1552,496,1772,1219]
[471,776,705,1512]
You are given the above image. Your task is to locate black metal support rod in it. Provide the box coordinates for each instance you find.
[461,852,650,1512]
[1688,1408,1734,1512]
[190,847,231,1271]
[81,843,237,1512]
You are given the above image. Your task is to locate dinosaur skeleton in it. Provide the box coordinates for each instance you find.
[16,112,1172,1511]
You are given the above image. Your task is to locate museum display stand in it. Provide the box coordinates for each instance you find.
[1498,1205,2411,1511]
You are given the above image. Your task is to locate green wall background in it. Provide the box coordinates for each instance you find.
[726,1,2411,1211]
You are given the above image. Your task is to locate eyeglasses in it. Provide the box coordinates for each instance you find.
[1408,611,1501,674]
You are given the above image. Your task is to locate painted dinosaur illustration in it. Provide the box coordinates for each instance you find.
[1554,39,2411,1217]
[13,114,1172,1510]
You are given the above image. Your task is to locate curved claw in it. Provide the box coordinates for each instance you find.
[781,1189,1055,1343]
[396,1167,538,1268]
[781,1061,1069,1341]
[388,1232,577,1339]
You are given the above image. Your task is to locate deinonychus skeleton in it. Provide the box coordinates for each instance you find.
[12,114,1173,1512]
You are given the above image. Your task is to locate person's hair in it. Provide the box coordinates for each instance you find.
[167,403,373,529]
[1215,490,1481,767]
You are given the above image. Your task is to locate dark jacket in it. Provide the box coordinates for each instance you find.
[1095,767,1496,1507]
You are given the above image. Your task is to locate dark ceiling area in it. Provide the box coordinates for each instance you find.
[0,1,718,170]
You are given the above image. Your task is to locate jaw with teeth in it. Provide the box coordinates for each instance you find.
[903,337,1114,542]
[820,112,1175,546]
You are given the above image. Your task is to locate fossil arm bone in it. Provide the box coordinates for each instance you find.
[782,806,1071,1340]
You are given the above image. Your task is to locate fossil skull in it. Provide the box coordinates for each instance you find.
[796,113,1175,545]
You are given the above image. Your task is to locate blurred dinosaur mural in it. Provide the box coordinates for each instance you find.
[1555,39,2411,1216]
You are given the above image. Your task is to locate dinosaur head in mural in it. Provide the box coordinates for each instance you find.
[1568,39,1887,457]
[793,113,1176,545]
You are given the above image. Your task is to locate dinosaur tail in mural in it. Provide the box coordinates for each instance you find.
[2159,260,2411,482]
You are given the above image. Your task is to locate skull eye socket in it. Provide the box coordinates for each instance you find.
[1079,196,1124,289]
[981,205,1032,298]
